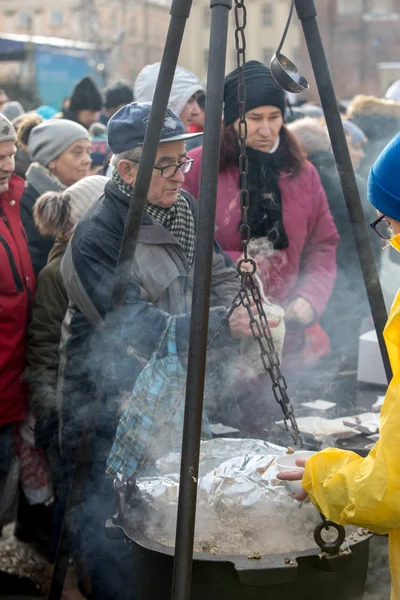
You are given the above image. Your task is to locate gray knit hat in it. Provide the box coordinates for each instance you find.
[34,175,107,237]
[0,113,17,143]
[2,101,24,122]
[24,119,90,166]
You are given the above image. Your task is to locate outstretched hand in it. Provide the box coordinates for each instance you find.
[277,457,309,502]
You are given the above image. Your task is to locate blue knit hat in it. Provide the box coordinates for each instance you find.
[36,105,58,120]
[368,133,400,221]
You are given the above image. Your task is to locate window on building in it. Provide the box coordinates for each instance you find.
[18,13,31,28]
[262,47,275,64]
[204,49,209,71]
[4,10,15,31]
[262,3,273,27]
[338,0,393,16]
[50,10,64,26]
[292,46,301,62]
[203,6,211,28]
[337,0,362,15]
[370,0,393,13]
[230,49,238,71]
[130,14,136,35]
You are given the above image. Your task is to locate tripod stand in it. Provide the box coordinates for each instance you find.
[48,1,390,599]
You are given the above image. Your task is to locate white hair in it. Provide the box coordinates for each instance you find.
[111,145,143,167]
[287,117,331,156]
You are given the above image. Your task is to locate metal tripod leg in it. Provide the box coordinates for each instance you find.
[48,1,194,597]
[295,0,392,383]
[171,1,232,598]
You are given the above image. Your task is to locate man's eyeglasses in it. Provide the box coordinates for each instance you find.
[129,157,193,179]
[154,158,194,179]
[370,214,391,240]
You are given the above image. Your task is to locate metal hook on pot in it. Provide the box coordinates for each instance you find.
[270,0,309,94]
[313,514,346,555]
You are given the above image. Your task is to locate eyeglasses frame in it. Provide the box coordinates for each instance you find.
[370,214,391,240]
[128,157,194,179]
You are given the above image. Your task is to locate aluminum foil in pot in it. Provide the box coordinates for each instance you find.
[131,438,350,556]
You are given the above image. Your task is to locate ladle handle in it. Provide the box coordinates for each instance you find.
[276,0,295,55]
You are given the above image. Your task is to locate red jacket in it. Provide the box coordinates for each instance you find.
[184,146,339,362]
[0,175,35,425]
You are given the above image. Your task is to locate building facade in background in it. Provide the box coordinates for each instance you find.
[0,0,300,88]
[2,0,400,102]
[297,0,400,100]
[0,0,170,85]
[179,0,300,82]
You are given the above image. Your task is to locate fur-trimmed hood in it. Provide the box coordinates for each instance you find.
[347,95,400,120]
[346,95,400,145]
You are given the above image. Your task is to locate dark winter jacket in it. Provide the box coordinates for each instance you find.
[26,239,68,422]
[58,180,239,456]
[0,175,35,426]
[20,164,66,276]
[20,183,54,277]
[55,109,90,130]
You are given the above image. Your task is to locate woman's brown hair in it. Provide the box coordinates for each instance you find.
[219,123,306,175]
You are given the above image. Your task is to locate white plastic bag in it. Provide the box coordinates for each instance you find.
[240,274,286,375]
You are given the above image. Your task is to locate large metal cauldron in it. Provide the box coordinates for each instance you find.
[106,502,371,600]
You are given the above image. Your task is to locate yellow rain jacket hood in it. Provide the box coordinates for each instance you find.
[303,269,400,599]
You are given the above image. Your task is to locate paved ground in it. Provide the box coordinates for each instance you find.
[0,524,86,599]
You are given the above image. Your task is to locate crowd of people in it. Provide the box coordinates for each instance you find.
[1,59,400,598]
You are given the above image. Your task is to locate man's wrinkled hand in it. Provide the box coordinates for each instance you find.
[277,457,309,502]
[285,297,315,326]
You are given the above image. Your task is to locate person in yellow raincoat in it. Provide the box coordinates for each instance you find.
[278,131,400,600]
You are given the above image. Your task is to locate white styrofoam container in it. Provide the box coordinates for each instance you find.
[357,329,387,386]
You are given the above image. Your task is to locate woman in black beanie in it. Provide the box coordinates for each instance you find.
[184,60,339,367]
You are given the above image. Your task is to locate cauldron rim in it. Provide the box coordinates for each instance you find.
[114,518,372,570]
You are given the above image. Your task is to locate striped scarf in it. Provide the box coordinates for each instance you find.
[112,169,196,267]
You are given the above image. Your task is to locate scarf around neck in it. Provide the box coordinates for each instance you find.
[26,162,67,196]
[242,143,289,250]
[112,169,196,267]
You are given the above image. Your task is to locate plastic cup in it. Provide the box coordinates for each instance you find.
[275,451,316,495]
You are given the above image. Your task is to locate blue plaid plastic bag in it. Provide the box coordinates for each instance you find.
[106,317,211,478]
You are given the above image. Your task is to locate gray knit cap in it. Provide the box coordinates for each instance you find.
[0,113,17,143]
[2,101,24,122]
[34,175,107,237]
[27,119,90,166]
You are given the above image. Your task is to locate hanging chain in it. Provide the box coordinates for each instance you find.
[215,0,302,444]
[234,0,250,263]
[239,272,301,441]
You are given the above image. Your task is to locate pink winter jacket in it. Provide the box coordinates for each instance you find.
[184,145,339,323]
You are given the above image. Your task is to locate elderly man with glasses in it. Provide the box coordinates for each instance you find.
[57,102,259,599]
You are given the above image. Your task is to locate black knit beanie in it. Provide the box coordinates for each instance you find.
[105,81,134,110]
[69,77,103,112]
[224,61,286,126]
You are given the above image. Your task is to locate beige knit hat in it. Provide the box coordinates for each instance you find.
[0,113,17,143]
[34,175,107,238]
